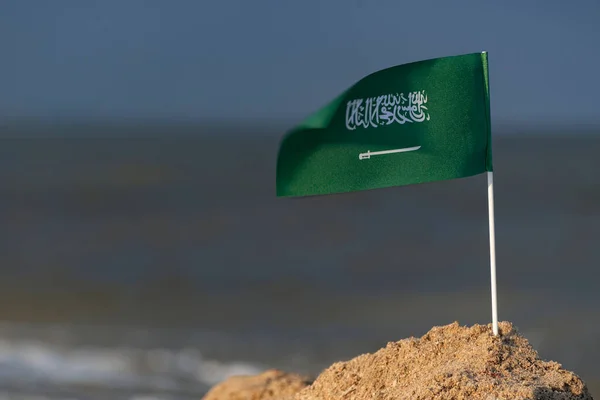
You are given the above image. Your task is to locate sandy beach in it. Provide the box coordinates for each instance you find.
[203,321,593,400]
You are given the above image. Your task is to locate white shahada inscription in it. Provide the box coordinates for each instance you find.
[345,90,430,131]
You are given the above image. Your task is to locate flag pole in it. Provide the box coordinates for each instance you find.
[487,171,498,335]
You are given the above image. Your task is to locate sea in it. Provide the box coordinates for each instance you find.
[0,122,599,399]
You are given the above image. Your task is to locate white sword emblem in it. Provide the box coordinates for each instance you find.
[359,146,421,160]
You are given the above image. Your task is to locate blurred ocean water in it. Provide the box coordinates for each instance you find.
[0,126,599,398]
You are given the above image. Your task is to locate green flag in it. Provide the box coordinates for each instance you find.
[276,52,492,197]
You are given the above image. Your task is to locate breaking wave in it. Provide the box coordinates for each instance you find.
[0,337,265,398]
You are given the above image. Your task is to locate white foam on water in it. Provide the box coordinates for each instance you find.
[0,338,265,395]
[0,393,170,400]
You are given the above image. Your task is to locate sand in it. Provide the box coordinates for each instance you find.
[298,321,592,400]
[204,321,593,400]
[202,369,312,400]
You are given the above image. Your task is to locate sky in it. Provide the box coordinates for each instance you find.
[1,0,599,126]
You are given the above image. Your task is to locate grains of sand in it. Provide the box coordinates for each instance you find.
[202,369,312,400]
[296,321,592,400]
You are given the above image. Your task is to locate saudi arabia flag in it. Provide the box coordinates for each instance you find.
[276,52,492,197]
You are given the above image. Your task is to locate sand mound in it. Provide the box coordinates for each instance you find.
[297,321,592,400]
[202,369,312,400]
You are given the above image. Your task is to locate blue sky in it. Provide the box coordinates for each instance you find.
[1,1,599,125]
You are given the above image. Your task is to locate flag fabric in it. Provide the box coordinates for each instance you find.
[276,52,492,198]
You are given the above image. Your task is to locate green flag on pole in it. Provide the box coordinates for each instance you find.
[276,51,500,336]
[276,52,492,198]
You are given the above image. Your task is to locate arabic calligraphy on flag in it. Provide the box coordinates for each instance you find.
[345,90,430,130]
